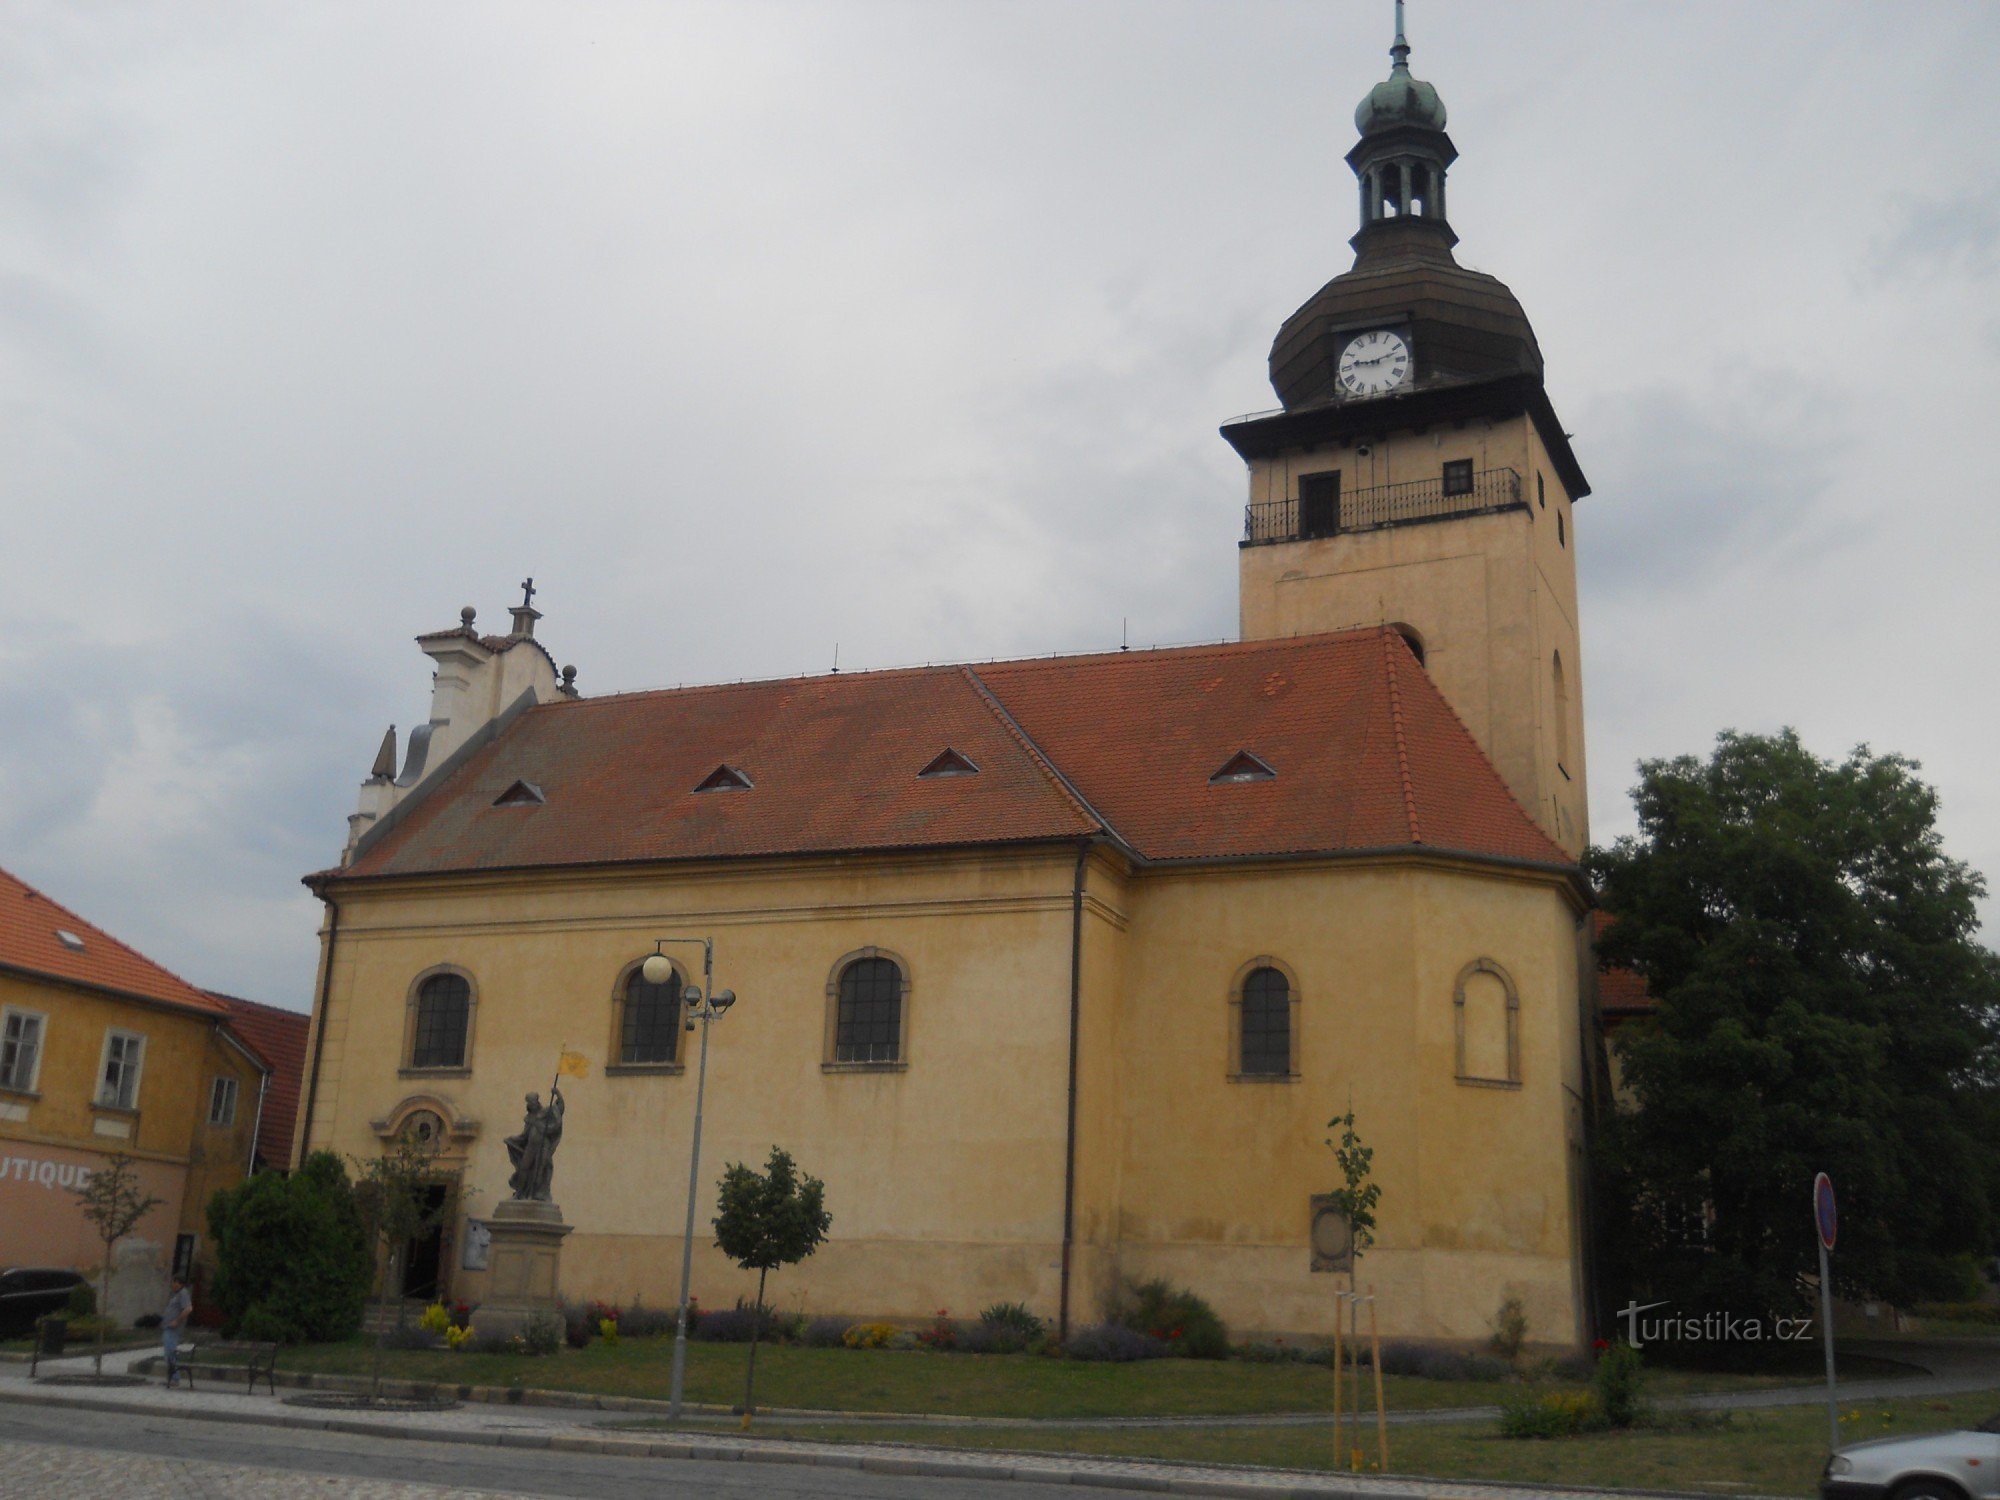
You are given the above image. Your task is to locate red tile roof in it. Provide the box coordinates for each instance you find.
[0,866,226,1016]
[975,629,1570,864]
[1592,911,1658,1018]
[209,992,311,1168]
[339,627,1574,881]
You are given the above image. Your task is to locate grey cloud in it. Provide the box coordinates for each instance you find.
[1574,379,1857,599]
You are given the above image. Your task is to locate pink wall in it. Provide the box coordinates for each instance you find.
[0,1144,185,1270]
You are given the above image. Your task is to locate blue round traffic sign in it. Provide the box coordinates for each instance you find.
[1814,1172,1837,1251]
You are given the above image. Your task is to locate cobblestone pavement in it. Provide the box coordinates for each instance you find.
[2,1433,509,1499]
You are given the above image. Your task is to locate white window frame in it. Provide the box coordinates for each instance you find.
[0,1007,46,1094]
[208,1075,239,1127]
[97,1029,146,1111]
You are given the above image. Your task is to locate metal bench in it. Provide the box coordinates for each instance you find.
[244,1341,280,1395]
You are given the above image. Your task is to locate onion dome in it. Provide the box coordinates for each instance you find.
[1355,3,1447,135]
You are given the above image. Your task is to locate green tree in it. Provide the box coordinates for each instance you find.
[71,1153,164,1377]
[206,1151,370,1344]
[351,1125,455,1402]
[1325,1109,1381,1267]
[712,1147,830,1424]
[1591,729,2000,1322]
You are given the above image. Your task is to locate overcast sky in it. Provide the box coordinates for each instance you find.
[4,1,1996,1009]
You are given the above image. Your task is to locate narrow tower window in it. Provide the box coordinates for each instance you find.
[1553,651,1570,768]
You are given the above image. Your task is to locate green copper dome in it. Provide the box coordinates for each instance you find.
[1355,67,1446,135]
[1355,1,1447,135]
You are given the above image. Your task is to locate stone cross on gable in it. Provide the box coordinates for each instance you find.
[519,577,536,609]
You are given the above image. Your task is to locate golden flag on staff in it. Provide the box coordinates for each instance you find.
[556,1049,590,1080]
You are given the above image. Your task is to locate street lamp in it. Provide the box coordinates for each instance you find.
[646,936,737,1421]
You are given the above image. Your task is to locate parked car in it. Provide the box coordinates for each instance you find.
[1823,1416,2000,1499]
[0,1267,87,1338]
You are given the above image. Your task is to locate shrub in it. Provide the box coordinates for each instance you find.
[917,1309,956,1351]
[419,1303,452,1336]
[1549,1349,1597,1382]
[979,1302,1045,1340]
[957,1320,1028,1355]
[1064,1323,1169,1362]
[1592,1341,1646,1428]
[1237,1340,1307,1363]
[444,1323,474,1351]
[1488,1295,1528,1363]
[1105,1278,1229,1360]
[1374,1341,1511,1382]
[1499,1390,1598,1439]
[66,1282,97,1319]
[804,1315,851,1348]
[521,1309,564,1356]
[598,1318,619,1344]
[205,1151,371,1344]
[843,1321,898,1350]
[694,1300,785,1344]
[619,1300,680,1339]
[561,1302,597,1349]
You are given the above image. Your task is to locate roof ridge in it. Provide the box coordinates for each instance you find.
[957,666,1114,844]
[1379,630,1423,844]
[206,989,309,1019]
[1,865,222,1015]
[1378,628,1573,867]
[540,629,1398,713]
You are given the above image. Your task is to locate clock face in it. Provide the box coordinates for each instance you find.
[1337,329,1412,398]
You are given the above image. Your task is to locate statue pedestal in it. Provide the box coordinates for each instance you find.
[469,1199,572,1343]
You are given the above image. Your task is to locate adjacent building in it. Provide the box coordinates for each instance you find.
[0,868,284,1320]
[299,15,1604,1345]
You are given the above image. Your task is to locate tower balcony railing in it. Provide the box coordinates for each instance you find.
[1242,466,1524,546]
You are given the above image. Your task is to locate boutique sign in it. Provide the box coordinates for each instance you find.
[0,1153,96,1191]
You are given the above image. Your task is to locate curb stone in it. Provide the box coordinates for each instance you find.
[0,1381,1791,1500]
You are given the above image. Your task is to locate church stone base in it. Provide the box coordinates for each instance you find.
[469,1199,572,1344]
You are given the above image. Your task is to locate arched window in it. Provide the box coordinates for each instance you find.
[1553,650,1570,767]
[828,953,907,1066]
[620,964,682,1066]
[409,971,472,1070]
[1454,959,1521,1086]
[1229,958,1299,1080]
[1239,968,1292,1076]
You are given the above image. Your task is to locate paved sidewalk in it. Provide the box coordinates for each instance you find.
[0,1348,1739,1500]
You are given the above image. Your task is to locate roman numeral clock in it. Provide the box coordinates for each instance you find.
[1336,329,1412,398]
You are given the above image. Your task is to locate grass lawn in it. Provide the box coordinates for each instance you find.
[250,1336,1860,1419]
[704,1387,2000,1498]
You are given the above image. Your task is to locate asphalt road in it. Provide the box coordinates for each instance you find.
[0,1401,1083,1500]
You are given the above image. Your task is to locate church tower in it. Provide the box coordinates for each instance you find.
[1226,4,1589,855]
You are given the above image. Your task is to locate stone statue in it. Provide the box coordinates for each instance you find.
[504,1083,565,1202]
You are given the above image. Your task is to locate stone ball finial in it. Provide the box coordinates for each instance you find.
[460,605,477,628]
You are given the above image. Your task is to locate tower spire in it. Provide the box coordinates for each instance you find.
[1391,0,1410,72]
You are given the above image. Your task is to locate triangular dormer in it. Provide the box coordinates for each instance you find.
[493,780,545,806]
[694,764,753,793]
[917,748,980,779]
[1209,751,1276,785]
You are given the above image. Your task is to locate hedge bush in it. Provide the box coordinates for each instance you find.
[205,1151,370,1344]
[1105,1278,1229,1360]
[1064,1323,1169,1362]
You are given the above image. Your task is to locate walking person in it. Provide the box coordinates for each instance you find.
[162,1276,192,1389]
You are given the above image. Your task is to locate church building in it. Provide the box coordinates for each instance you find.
[298,13,1600,1345]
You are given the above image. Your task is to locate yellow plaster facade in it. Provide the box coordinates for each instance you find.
[302,838,1592,1345]
[0,971,266,1318]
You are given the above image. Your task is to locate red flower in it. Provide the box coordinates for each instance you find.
[1593,1338,1610,1353]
